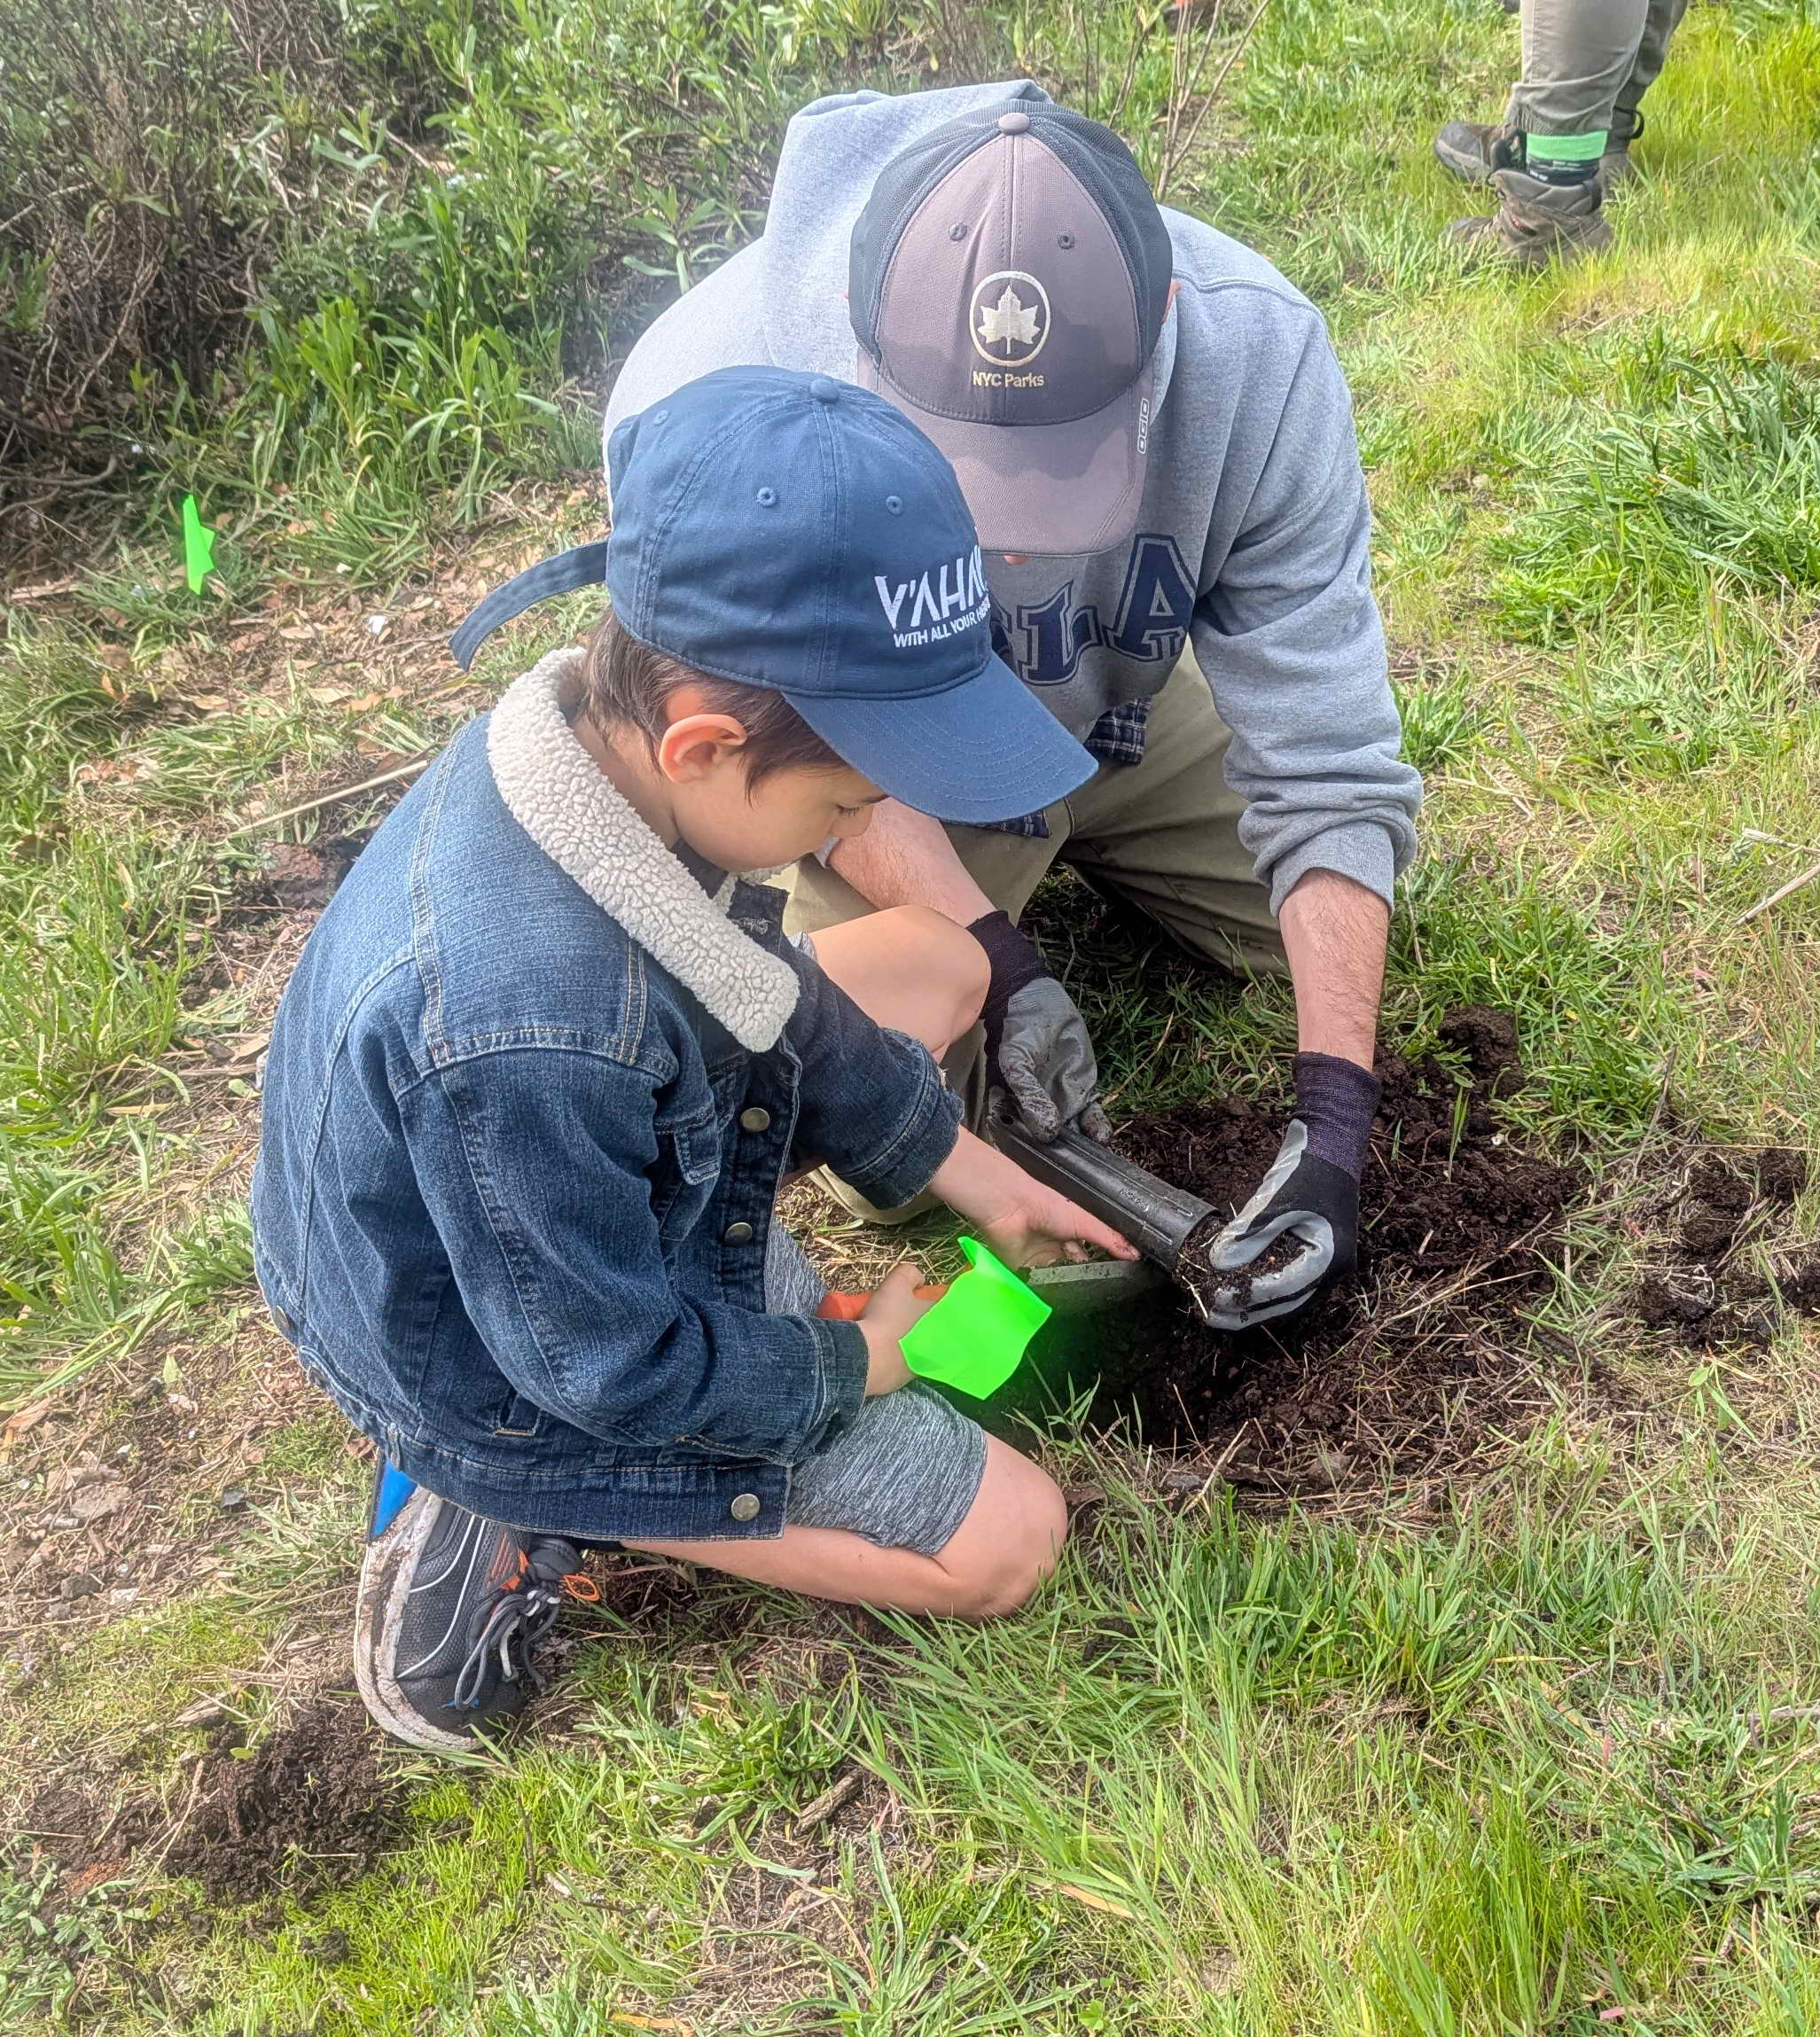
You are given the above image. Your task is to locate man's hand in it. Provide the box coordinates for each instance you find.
[1204,1052,1379,1331]
[1204,869,1392,1331]
[821,805,1109,1142]
[930,1128,1138,1269]
[967,911,1111,1143]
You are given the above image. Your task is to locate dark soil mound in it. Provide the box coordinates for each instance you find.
[1015,1008,1585,1492]
[165,1691,404,1902]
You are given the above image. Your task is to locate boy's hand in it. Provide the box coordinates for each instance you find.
[930,1128,1138,1270]
[858,1261,937,1395]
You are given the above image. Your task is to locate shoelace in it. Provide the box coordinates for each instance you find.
[449,1536,592,1711]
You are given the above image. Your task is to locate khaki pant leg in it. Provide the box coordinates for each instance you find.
[1613,0,1689,135]
[1062,657,1287,979]
[1506,0,1650,137]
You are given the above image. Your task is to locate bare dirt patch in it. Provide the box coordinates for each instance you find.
[17,1685,408,1910]
[162,1689,405,1902]
[1629,1145,1815,1352]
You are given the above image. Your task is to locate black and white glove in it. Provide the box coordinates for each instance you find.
[967,910,1111,1144]
[1204,1052,1380,1331]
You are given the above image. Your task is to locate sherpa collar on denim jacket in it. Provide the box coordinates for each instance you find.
[486,647,801,1052]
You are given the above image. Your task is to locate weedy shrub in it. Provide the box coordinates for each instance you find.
[0,0,918,577]
[0,0,454,511]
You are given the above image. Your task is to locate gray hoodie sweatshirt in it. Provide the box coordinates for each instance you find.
[605,81,1420,913]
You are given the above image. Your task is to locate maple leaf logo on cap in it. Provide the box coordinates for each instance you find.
[967,270,1051,367]
[978,285,1040,353]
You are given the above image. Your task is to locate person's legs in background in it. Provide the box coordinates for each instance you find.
[1436,0,1689,263]
[1605,0,1690,180]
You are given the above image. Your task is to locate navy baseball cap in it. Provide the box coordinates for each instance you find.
[849,98,1175,557]
[449,366,1093,824]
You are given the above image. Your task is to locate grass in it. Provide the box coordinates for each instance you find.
[1,0,1818,2031]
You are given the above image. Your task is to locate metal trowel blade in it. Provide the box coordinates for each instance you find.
[1026,1257,1167,1316]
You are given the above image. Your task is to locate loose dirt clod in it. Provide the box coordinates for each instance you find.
[1629,1149,1817,1351]
[1777,1250,1820,1309]
[164,1690,405,1902]
[1017,1008,1583,1492]
[262,839,361,915]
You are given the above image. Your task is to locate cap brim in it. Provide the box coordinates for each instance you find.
[785,649,1095,824]
[856,354,1152,558]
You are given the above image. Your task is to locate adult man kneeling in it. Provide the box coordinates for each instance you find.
[605,83,1424,1333]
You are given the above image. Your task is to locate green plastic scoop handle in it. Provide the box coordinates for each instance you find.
[900,1237,1052,1400]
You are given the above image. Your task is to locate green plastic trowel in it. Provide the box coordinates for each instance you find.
[899,1237,1051,1399]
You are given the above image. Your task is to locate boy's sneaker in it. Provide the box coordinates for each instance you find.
[353,1463,594,1751]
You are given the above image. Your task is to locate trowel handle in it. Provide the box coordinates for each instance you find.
[989,1118,1216,1271]
[817,1282,949,1321]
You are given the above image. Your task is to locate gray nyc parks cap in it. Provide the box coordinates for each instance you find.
[849,98,1176,558]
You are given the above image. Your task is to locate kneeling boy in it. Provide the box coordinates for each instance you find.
[252,366,1134,1752]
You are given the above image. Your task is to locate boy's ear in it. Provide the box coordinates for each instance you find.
[655,697,749,784]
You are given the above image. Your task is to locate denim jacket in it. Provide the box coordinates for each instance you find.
[251,648,961,1542]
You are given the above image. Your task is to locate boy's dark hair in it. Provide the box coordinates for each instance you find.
[582,610,844,792]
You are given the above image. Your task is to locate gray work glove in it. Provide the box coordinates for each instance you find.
[1203,1053,1379,1331]
[967,910,1111,1144]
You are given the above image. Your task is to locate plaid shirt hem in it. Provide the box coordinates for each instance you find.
[973,699,1152,839]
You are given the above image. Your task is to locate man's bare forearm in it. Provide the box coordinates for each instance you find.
[1277,868,1389,1070]
[826,799,995,924]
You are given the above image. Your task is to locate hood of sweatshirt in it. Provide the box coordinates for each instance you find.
[598,86,1418,919]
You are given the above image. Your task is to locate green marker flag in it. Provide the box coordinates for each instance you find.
[181,494,216,594]
[901,1237,1051,1400]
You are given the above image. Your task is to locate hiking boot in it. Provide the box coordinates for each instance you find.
[353,1463,593,1751]
[1447,166,1613,269]
[1433,120,1521,184]
[1600,111,1644,189]
[1438,121,1638,195]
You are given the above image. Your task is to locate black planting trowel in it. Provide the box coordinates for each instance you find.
[997,1115,1228,1323]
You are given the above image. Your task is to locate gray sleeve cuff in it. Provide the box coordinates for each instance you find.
[1266,821,1403,917]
